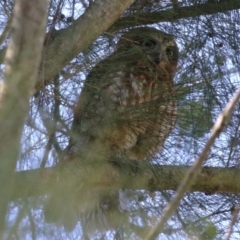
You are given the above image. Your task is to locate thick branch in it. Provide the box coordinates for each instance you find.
[112,0,240,30]
[0,0,48,233]
[10,164,240,201]
[36,0,135,91]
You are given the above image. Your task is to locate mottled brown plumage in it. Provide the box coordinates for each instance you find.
[69,27,178,163]
[44,27,178,232]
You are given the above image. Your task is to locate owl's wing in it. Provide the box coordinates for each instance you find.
[68,52,128,155]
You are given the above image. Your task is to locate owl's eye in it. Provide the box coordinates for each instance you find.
[137,38,157,49]
[142,39,157,48]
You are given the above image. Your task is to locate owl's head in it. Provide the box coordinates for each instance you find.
[117,27,179,72]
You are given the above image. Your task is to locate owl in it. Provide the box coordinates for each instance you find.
[44,27,179,232]
[69,27,178,162]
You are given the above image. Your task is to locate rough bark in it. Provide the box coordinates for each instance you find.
[0,0,48,233]
[10,164,240,201]
[36,0,136,92]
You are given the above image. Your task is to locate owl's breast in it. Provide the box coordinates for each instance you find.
[102,68,174,110]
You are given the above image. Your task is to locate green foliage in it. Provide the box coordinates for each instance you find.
[201,222,218,240]
[187,220,217,240]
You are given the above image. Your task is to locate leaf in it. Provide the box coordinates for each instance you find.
[201,222,217,240]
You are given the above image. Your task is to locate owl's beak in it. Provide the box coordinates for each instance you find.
[150,52,162,65]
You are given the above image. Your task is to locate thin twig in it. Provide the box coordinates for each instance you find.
[144,87,240,240]
[225,205,240,240]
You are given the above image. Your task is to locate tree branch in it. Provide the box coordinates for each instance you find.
[10,163,240,201]
[112,0,240,30]
[0,0,48,233]
[36,0,136,92]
